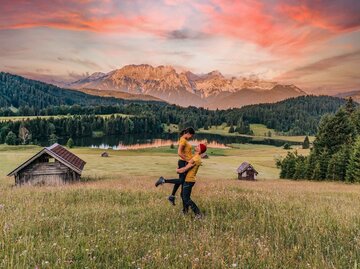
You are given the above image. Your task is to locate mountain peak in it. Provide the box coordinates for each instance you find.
[67,64,306,109]
[204,70,224,79]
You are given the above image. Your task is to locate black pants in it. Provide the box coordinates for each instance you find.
[164,160,187,196]
[182,182,201,215]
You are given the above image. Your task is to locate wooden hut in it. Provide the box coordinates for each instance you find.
[201,153,209,159]
[101,152,109,157]
[8,143,86,186]
[237,162,258,180]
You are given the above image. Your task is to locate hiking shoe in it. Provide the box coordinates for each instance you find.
[194,214,203,220]
[155,176,165,187]
[168,195,176,206]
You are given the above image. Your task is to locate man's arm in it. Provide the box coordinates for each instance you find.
[176,159,195,174]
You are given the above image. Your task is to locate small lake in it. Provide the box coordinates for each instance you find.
[59,133,301,150]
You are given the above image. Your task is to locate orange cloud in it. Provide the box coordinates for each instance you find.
[194,0,360,54]
[278,1,360,33]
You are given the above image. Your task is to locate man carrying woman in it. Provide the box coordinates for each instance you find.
[160,127,195,206]
[155,128,207,217]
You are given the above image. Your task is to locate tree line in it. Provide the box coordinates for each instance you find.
[277,98,360,182]
[0,72,350,136]
[0,115,162,146]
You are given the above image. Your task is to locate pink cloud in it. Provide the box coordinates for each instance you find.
[194,0,360,54]
[1,0,359,55]
[0,0,185,35]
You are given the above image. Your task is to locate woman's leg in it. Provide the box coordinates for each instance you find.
[170,160,187,196]
[181,182,201,215]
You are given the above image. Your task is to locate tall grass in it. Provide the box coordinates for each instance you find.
[1,145,359,268]
[1,178,360,268]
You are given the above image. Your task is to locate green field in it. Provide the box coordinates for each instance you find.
[198,123,315,143]
[1,144,360,268]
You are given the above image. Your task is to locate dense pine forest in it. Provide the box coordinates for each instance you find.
[0,72,352,145]
[278,99,360,181]
[0,72,162,110]
[0,115,162,145]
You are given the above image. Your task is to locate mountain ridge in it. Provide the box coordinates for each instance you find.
[66,64,307,109]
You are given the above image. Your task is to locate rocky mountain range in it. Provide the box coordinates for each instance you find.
[67,64,307,109]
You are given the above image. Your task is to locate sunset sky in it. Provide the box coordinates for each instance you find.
[0,0,359,94]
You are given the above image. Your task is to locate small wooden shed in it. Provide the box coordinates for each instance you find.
[201,153,209,159]
[8,143,86,186]
[237,162,258,180]
[101,152,109,157]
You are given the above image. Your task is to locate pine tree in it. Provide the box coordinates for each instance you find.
[346,137,360,182]
[345,97,356,115]
[293,156,306,179]
[48,133,58,145]
[326,146,350,181]
[302,136,310,149]
[312,162,322,180]
[5,131,17,145]
[66,138,74,148]
[228,125,235,133]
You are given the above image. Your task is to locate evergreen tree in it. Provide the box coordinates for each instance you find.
[326,145,350,181]
[279,151,297,179]
[228,125,235,133]
[312,162,322,180]
[66,138,74,148]
[345,97,356,115]
[48,133,58,145]
[5,131,17,145]
[293,155,307,180]
[346,137,360,182]
[302,136,310,149]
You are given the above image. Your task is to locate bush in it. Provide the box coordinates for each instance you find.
[66,138,74,148]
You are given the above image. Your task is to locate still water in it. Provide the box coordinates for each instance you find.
[59,133,301,150]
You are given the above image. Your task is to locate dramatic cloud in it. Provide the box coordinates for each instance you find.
[0,0,359,93]
[277,50,360,80]
[196,0,360,53]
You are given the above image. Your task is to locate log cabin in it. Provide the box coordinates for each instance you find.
[8,143,86,186]
[237,162,258,180]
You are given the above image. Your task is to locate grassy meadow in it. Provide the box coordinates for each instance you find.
[1,144,360,268]
[197,123,315,143]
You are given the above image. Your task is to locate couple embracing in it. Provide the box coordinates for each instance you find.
[155,127,207,218]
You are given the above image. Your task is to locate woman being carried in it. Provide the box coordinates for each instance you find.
[156,143,207,218]
[156,127,195,205]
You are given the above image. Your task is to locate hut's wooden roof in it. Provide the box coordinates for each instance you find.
[7,143,86,176]
[236,162,258,174]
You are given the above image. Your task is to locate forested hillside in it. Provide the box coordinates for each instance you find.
[234,96,349,135]
[0,72,162,110]
[278,99,360,181]
[0,73,350,136]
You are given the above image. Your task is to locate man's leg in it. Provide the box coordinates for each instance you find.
[181,182,193,214]
[182,182,201,215]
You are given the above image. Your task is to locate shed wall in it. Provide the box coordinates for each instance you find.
[16,161,80,186]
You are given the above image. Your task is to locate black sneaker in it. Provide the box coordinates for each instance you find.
[155,176,165,187]
[168,195,176,206]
